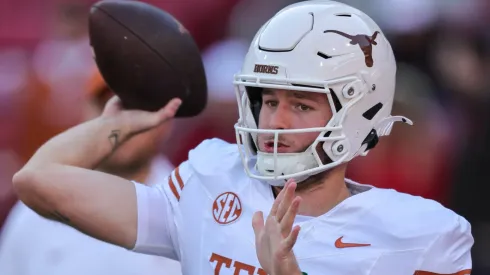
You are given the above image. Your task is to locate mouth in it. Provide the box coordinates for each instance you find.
[262,140,291,153]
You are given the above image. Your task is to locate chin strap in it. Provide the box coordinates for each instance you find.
[255,150,317,186]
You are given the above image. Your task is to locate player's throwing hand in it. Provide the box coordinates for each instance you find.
[252,179,303,275]
[101,95,182,136]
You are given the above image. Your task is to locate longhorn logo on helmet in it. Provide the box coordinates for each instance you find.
[324,30,380,67]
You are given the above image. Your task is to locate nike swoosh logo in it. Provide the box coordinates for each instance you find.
[335,236,371,248]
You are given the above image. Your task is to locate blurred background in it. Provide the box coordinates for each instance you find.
[0,0,488,273]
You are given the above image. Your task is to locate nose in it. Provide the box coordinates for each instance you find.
[268,103,291,130]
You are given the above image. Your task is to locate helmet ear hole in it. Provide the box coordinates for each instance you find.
[246,87,263,125]
[329,88,342,112]
[362,103,383,120]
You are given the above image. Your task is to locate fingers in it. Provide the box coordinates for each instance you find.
[280,196,301,237]
[157,98,182,122]
[283,225,301,253]
[266,215,283,247]
[269,179,300,238]
[256,179,301,264]
[276,181,297,223]
[252,211,265,237]
[270,179,294,217]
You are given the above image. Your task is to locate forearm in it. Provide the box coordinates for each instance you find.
[12,165,138,248]
[12,115,138,248]
[25,116,129,169]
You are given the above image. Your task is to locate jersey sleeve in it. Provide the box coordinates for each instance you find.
[415,215,473,275]
[0,203,27,275]
[132,139,235,260]
[131,160,193,260]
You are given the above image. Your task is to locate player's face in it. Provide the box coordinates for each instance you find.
[257,89,332,153]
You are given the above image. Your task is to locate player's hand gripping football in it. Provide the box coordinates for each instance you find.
[101,95,182,135]
[252,179,303,275]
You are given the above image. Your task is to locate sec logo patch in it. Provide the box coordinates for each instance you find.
[212,192,242,225]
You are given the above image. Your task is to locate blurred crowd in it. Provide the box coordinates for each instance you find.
[0,0,489,274]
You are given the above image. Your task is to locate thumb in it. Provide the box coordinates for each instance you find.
[252,211,265,237]
[156,98,182,122]
[102,95,124,117]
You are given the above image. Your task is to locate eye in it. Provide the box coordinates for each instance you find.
[296,104,312,111]
[264,100,278,107]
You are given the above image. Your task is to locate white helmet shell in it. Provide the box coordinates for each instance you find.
[234,0,412,186]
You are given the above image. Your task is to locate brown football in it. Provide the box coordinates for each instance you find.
[89,0,207,117]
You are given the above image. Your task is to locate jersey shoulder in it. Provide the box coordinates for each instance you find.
[187,138,243,176]
[165,138,247,202]
[341,185,473,274]
[375,188,469,237]
[376,190,473,273]
[368,187,473,258]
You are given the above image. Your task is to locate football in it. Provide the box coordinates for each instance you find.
[88,0,207,117]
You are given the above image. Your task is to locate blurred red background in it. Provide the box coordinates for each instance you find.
[0,0,489,273]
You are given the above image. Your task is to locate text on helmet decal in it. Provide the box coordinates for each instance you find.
[254,64,279,74]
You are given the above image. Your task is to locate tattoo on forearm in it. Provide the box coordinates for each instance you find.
[51,211,71,224]
[108,130,121,151]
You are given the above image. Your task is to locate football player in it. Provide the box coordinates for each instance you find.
[12,1,473,275]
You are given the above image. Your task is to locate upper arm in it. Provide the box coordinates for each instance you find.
[132,161,194,260]
[416,215,474,274]
[13,164,138,249]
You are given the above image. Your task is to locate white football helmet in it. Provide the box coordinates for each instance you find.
[234,0,412,186]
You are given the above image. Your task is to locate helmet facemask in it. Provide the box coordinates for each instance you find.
[234,74,369,186]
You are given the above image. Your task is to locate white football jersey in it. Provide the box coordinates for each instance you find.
[133,139,473,275]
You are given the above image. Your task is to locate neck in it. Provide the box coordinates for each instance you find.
[274,164,350,217]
